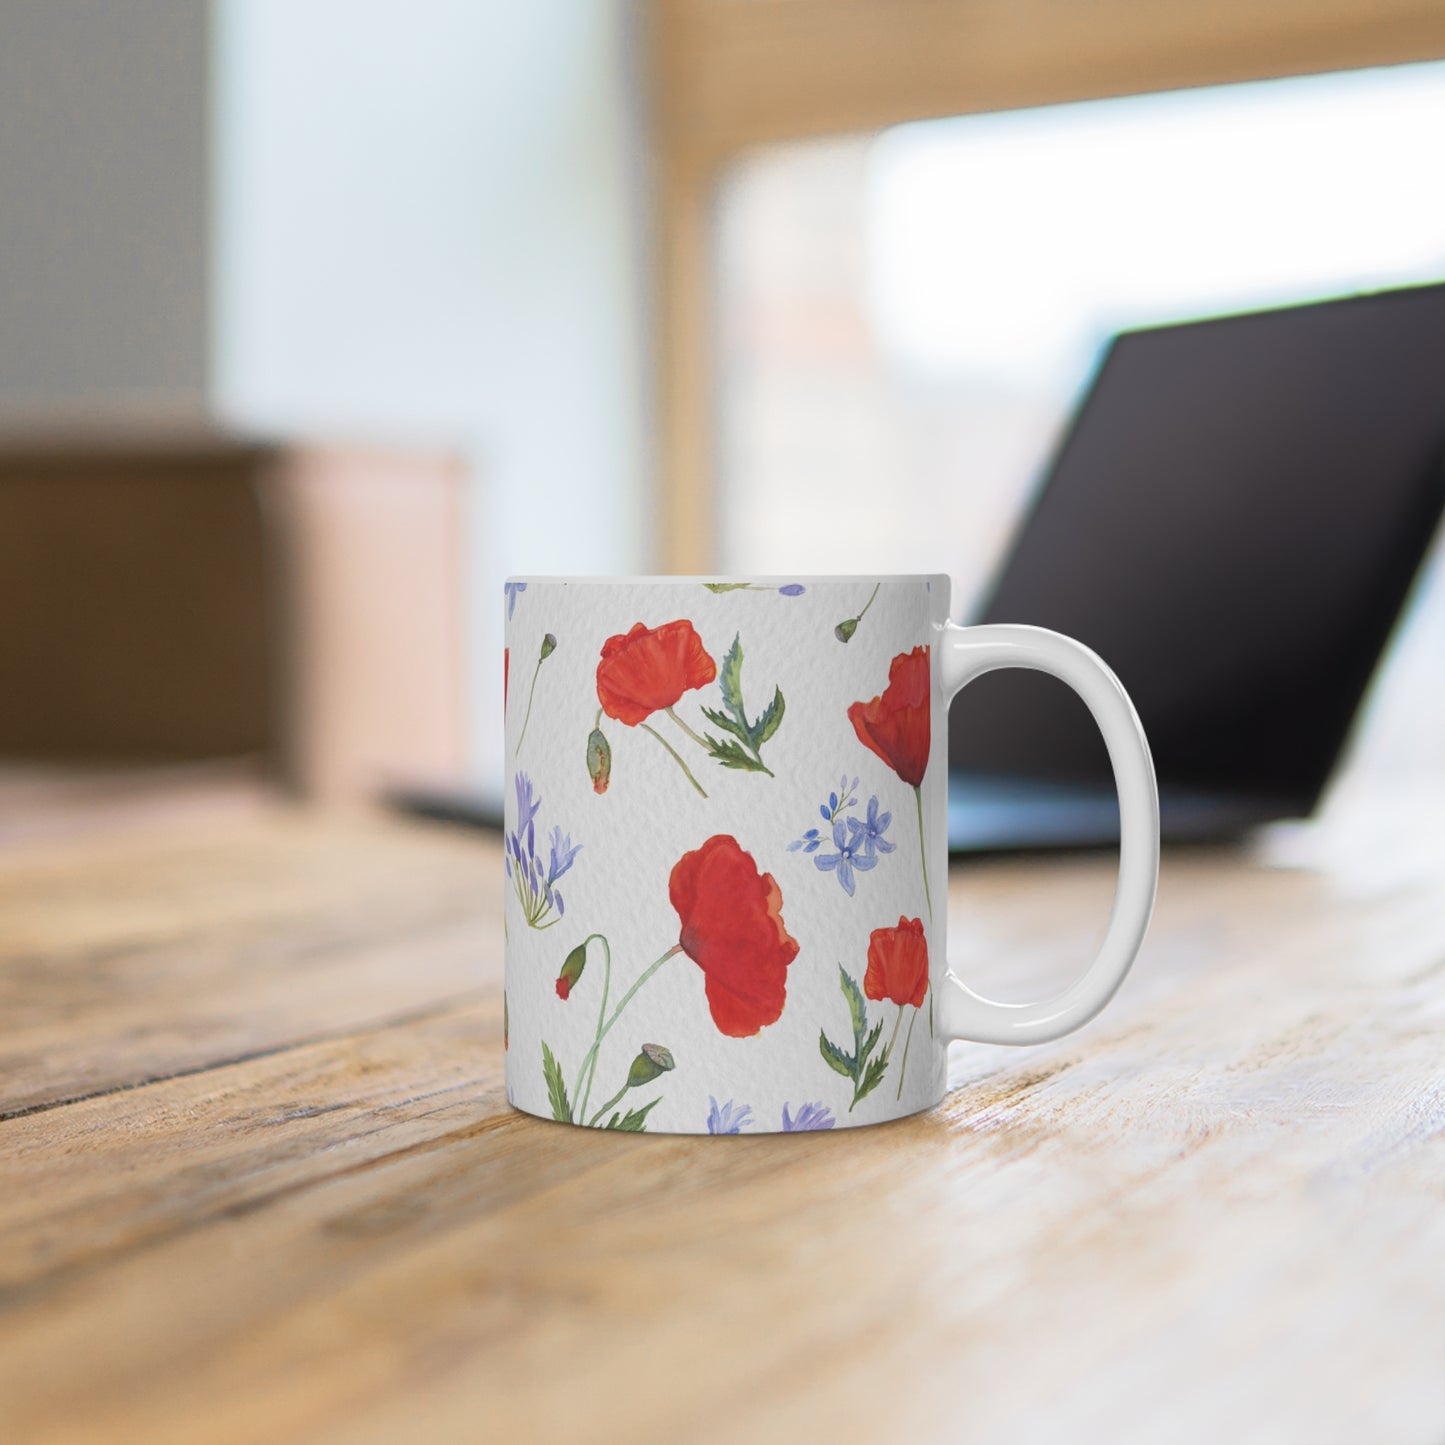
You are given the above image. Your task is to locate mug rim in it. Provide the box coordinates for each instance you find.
[506,573,950,587]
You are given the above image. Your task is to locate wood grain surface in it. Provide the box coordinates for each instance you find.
[1,793,1441,1444]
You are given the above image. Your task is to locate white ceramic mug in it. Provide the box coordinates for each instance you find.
[502,576,1158,1133]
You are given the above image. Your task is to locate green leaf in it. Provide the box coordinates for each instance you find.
[541,1040,571,1123]
[703,733,770,773]
[839,966,868,1050]
[605,1098,660,1131]
[699,705,748,742]
[753,687,785,747]
[700,632,783,774]
[717,633,747,727]
[703,582,751,593]
[820,1031,856,1079]
[854,1050,890,1108]
[858,1017,884,1069]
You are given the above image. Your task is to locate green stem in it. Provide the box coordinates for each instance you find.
[887,1002,905,1059]
[570,943,684,1122]
[897,1005,919,1100]
[568,934,612,1121]
[515,654,545,755]
[914,785,933,922]
[856,580,881,623]
[601,943,684,1037]
[664,705,712,752]
[588,1081,631,1129]
[641,722,708,798]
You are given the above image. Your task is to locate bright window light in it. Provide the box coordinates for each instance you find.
[866,61,1445,386]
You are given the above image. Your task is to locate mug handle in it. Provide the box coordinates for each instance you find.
[938,622,1160,1045]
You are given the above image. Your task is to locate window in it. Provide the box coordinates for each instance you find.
[715,61,1445,626]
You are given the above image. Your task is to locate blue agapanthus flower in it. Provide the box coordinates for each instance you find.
[777,583,806,596]
[814,818,878,897]
[506,772,579,929]
[782,1101,835,1132]
[504,580,527,619]
[706,1097,754,1135]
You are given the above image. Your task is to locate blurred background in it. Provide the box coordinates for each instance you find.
[3,0,1444,833]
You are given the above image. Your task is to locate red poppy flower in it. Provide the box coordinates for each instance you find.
[669,834,799,1037]
[864,916,929,1009]
[848,645,931,788]
[503,648,510,708]
[596,619,717,726]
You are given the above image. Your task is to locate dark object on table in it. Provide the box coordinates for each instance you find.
[949,281,1445,851]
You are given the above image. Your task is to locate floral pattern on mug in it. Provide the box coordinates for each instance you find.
[789,775,895,896]
[540,834,800,1130]
[849,647,933,918]
[588,620,785,798]
[597,619,716,726]
[705,1098,835,1133]
[703,581,806,596]
[506,577,949,1133]
[505,773,580,931]
[865,917,930,1100]
[671,834,799,1037]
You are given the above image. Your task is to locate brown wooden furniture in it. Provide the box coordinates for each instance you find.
[1,776,1440,1442]
[0,440,466,800]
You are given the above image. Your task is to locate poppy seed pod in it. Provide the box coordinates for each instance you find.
[540,633,557,660]
[626,1043,676,1088]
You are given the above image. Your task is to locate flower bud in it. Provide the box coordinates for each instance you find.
[555,942,588,1000]
[625,1043,675,1088]
[586,726,612,794]
[540,633,557,660]
[834,616,859,643]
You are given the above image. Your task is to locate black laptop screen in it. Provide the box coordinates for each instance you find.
[949,283,1445,809]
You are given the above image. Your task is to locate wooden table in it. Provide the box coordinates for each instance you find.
[2,789,1442,1444]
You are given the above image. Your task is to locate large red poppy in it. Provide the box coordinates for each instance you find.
[596,619,717,726]
[669,834,799,1037]
[864,916,929,1009]
[848,645,931,788]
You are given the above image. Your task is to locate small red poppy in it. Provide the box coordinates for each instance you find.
[669,834,799,1038]
[596,619,717,727]
[503,647,510,709]
[864,916,929,1009]
[848,646,931,789]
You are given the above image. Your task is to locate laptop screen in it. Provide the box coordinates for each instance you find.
[949,282,1445,810]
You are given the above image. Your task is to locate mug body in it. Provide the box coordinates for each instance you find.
[503,575,949,1134]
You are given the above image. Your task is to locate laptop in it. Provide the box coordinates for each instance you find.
[947,282,1445,852]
